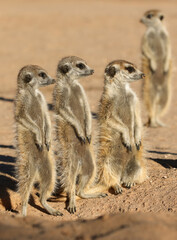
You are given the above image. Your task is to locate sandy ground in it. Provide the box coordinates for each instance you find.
[0,0,177,239]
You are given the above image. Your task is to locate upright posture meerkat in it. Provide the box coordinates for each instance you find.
[53,56,106,214]
[96,60,147,194]
[141,10,172,127]
[15,65,62,216]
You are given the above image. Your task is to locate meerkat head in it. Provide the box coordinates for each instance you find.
[56,56,94,81]
[17,65,55,89]
[104,60,145,85]
[140,10,164,27]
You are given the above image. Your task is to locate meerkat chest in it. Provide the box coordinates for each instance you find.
[147,30,167,58]
[115,90,136,126]
[28,90,46,126]
[69,85,85,122]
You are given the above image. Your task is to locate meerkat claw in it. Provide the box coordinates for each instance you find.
[99,193,108,198]
[123,143,132,152]
[67,206,76,214]
[78,136,86,144]
[136,141,141,151]
[87,135,91,144]
[46,143,50,151]
[36,143,43,151]
[52,210,63,216]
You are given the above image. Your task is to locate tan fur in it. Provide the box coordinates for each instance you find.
[53,56,106,214]
[95,60,147,194]
[141,10,172,127]
[15,65,62,216]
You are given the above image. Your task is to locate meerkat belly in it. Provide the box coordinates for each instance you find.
[70,87,85,130]
[28,99,44,134]
[117,104,132,130]
[17,125,41,160]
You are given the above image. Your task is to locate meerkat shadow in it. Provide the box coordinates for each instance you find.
[148,157,177,169]
[0,155,17,211]
[0,97,14,102]
[148,150,177,156]
[0,144,15,150]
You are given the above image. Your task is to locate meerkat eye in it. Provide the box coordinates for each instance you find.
[39,72,47,79]
[147,14,153,19]
[76,63,86,70]
[125,66,135,73]
[160,15,164,21]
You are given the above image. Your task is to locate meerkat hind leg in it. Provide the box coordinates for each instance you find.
[66,167,78,214]
[77,175,107,199]
[121,156,140,189]
[21,175,36,217]
[39,159,63,216]
[40,189,63,216]
[67,188,76,214]
[18,157,37,217]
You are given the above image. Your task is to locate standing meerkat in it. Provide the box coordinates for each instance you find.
[96,60,147,194]
[141,10,172,127]
[53,56,106,214]
[15,65,62,216]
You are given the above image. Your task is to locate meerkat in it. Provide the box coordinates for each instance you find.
[140,10,172,127]
[95,60,147,194]
[15,65,62,217]
[53,56,107,214]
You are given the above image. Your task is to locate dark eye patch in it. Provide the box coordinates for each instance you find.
[147,14,153,19]
[39,72,47,79]
[59,65,70,74]
[125,66,135,73]
[76,63,86,70]
[24,74,32,83]
[105,66,116,78]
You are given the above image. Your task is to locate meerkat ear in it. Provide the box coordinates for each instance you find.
[105,66,116,78]
[160,15,164,21]
[59,64,70,74]
[24,73,32,83]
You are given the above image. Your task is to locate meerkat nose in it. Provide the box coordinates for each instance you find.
[90,69,94,74]
[52,79,56,83]
[141,73,145,78]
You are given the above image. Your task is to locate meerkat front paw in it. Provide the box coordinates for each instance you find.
[122,132,132,152]
[78,135,86,144]
[45,136,51,151]
[86,135,91,144]
[123,143,132,152]
[35,133,43,151]
[45,140,50,151]
[150,60,157,73]
[135,140,141,151]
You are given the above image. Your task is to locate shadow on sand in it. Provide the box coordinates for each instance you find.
[0,154,52,214]
[149,157,177,169]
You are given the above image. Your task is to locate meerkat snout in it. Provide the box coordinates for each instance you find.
[141,73,145,78]
[90,69,94,75]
